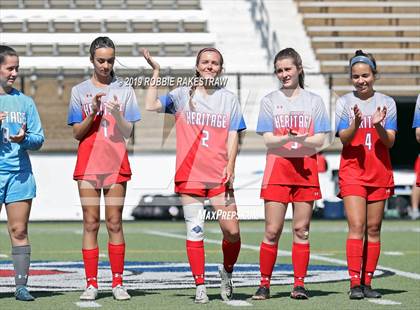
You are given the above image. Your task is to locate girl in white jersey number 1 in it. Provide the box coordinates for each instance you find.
[143,47,246,304]
[67,37,141,301]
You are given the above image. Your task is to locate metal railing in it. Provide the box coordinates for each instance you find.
[249,0,280,66]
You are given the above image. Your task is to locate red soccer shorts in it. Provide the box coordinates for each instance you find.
[75,173,131,189]
[175,181,231,198]
[415,156,420,186]
[338,184,394,202]
[261,184,321,203]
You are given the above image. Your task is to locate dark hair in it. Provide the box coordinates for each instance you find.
[0,45,18,65]
[89,36,116,77]
[273,48,305,88]
[349,50,377,76]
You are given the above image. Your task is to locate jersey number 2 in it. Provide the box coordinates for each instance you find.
[365,133,372,150]
[201,130,209,147]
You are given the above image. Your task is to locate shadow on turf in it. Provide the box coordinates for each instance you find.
[376,288,407,296]
[207,293,251,301]
[269,289,340,299]
[172,292,242,302]
[175,290,342,302]
[0,291,65,299]
[95,290,160,300]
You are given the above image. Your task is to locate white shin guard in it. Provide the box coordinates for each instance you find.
[183,203,205,241]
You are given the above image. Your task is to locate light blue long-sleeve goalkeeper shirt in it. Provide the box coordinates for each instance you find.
[0,88,44,172]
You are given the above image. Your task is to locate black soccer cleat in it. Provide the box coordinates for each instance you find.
[362,285,382,298]
[290,286,309,299]
[348,286,364,300]
[252,286,270,300]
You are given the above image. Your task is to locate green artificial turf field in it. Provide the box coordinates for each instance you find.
[0,220,419,309]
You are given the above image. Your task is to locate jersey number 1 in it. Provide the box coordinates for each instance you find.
[365,133,372,150]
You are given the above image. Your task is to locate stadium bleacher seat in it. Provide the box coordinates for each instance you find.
[0,33,216,57]
[315,48,420,61]
[0,0,201,9]
[296,0,420,97]
[302,13,420,26]
[321,60,420,73]
[17,56,197,72]
[311,36,420,49]
[0,0,212,151]
[0,9,208,32]
[298,1,420,14]
[307,25,420,37]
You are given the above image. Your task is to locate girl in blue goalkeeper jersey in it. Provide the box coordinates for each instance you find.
[0,45,44,301]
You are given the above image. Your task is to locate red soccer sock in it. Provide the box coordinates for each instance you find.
[108,243,125,288]
[82,247,99,288]
[259,242,278,288]
[186,240,205,285]
[292,242,310,288]
[362,241,381,286]
[222,239,241,273]
[346,239,363,288]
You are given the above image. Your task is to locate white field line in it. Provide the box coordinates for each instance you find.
[383,251,404,256]
[142,229,420,281]
[368,299,402,305]
[224,300,253,306]
[75,301,102,308]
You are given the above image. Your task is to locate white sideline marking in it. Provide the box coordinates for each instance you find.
[75,301,102,308]
[312,252,335,256]
[0,254,8,258]
[368,299,402,305]
[383,251,404,256]
[224,300,253,306]
[142,230,420,281]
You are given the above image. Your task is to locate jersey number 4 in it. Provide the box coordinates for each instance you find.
[365,133,372,150]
